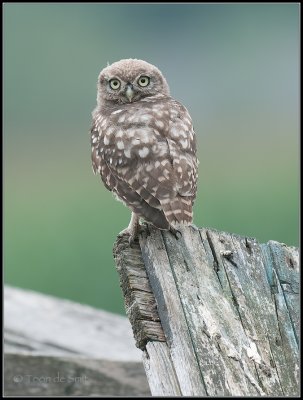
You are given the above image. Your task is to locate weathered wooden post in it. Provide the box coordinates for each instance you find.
[113,225,299,396]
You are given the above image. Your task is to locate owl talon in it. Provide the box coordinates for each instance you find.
[128,234,139,247]
[169,226,182,240]
[139,222,151,239]
[129,223,150,246]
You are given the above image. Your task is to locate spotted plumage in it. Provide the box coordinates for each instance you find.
[90,59,198,241]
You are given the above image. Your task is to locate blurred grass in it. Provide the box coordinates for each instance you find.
[4,4,299,315]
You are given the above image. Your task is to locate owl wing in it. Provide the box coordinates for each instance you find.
[92,101,198,227]
[91,122,171,229]
[160,101,198,223]
[166,100,198,198]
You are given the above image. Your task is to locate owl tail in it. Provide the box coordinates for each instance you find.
[160,196,193,226]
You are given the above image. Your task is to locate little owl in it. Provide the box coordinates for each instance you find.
[90,59,198,243]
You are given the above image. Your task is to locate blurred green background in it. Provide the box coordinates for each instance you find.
[4,4,299,315]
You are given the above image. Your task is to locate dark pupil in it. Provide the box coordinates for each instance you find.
[113,81,118,86]
[141,78,146,83]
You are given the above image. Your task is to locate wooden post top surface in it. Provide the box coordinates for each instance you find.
[113,225,299,396]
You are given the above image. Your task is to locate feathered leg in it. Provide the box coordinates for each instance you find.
[122,212,140,246]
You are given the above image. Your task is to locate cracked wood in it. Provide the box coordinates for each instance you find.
[113,225,299,396]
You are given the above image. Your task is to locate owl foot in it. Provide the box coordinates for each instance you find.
[128,223,151,247]
[169,226,182,240]
[119,227,138,246]
[139,221,151,238]
[128,232,139,247]
[119,212,140,247]
[126,213,153,247]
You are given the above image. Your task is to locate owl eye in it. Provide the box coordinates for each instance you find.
[138,76,150,87]
[109,79,121,90]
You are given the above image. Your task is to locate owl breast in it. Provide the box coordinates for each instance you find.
[94,100,171,169]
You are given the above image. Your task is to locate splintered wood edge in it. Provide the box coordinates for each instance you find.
[113,233,165,350]
[113,226,299,396]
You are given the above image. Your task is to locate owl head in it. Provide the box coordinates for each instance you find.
[97,59,170,105]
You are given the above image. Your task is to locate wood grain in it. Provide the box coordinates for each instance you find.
[113,225,299,396]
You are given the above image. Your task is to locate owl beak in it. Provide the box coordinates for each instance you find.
[125,84,134,102]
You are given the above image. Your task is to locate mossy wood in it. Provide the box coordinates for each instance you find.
[113,226,299,396]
